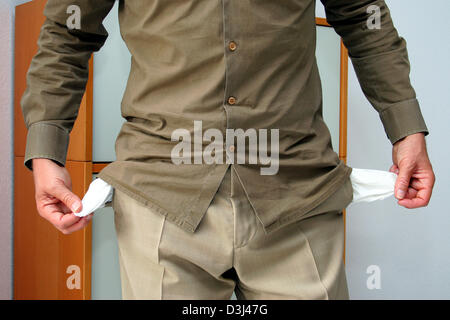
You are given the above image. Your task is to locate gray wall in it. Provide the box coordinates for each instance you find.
[318,0,450,299]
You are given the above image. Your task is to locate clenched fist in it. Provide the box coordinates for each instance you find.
[390,132,435,209]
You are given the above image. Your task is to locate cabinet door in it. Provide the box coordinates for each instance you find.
[14,158,92,299]
[14,0,92,299]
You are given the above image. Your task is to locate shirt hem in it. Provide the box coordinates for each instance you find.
[98,164,230,233]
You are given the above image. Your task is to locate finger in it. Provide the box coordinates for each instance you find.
[395,162,415,200]
[389,164,399,174]
[410,178,423,190]
[398,187,431,209]
[41,203,82,229]
[51,183,83,213]
[61,214,93,235]
[59,202,72,214]
[398,196,426,209]
[416,176,434,206]
[403,187,418,200]
[59,212,84,229]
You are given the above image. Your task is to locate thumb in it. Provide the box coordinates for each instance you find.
[51,182,83,213]
[395,162,414,200]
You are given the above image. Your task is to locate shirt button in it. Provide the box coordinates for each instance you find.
[228,41,237,51]
[229,145,235,153]
[227,96,236,105]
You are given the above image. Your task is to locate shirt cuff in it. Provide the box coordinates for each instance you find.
[24,123,70,171]
[379,98,429,145]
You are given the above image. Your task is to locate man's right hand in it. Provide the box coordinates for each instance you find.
[31,158,92,234]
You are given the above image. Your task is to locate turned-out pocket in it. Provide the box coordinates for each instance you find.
[301,174,354,220]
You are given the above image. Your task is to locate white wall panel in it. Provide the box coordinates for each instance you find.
[93,1,129,162]
[316,25,341,154]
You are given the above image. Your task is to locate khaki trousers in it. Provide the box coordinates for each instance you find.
[112,166,353,299]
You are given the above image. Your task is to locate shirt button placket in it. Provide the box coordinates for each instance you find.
[226,41,237,106]
[222,0,238,110]
[223,0,238,165]
[226,40,237,107]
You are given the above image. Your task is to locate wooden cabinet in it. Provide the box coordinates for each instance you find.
[14,0,93,299]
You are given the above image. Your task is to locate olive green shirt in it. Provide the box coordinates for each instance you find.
[22,0,429,233]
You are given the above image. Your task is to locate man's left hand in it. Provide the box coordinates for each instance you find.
[389,132,435,209]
